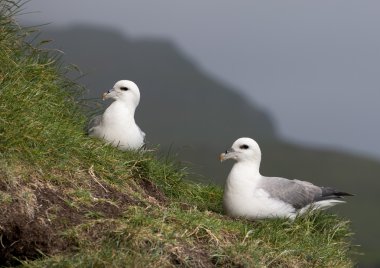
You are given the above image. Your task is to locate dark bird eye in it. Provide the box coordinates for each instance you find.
[240,144,249,149]
[120,87,129,91]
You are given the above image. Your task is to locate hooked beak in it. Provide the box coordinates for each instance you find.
[102,88,114,100]
[219,149,236,162]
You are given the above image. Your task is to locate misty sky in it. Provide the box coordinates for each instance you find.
[22,0,380,159]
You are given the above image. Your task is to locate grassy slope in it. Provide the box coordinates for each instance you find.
[0,3,354,267]
[41,26,380,265]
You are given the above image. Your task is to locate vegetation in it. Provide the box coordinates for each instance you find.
[1,1,354,267]
[49,25,380,266]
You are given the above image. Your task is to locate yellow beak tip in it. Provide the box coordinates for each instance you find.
[102,92,108,100]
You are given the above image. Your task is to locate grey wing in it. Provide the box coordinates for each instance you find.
[259,177,323,209]
[86,115,102,135]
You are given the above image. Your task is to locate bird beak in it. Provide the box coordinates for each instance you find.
[220,149,236,162]
[102,88,114,100]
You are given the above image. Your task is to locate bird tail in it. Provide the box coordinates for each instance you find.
[299,199,345,215]
[332,191,355,197]
[319,187,354,201]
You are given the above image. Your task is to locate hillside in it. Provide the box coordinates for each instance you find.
[34,25,380,265]
[0,2,355,267]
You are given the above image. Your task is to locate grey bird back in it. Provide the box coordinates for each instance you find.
[258,177,323,209]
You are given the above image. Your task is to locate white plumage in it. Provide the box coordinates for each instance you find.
[220,137,352,220]
[88,80,145,150]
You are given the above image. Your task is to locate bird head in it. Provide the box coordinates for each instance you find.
[102,80,141,107]
[220,137,262,164]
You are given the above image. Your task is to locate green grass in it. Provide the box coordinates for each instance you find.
[0,1,355,267]
[21,209,353,268]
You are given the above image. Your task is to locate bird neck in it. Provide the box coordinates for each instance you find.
[240,160,260,175]
[233,160,261,177]
[111,100,137,115]
[226,161,261,191]
[118,95,140,110]
[103,101,136,125]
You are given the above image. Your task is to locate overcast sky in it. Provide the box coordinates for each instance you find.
[22,0,380,159]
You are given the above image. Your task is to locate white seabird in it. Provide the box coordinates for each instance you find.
[220,137,353,220]
[88,80,145,150]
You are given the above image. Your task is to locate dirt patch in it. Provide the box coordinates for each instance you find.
[169,244,213,268]
[0,185,81,266]
[0,179,7,191]
[0,171,169,266]
[87,179,139,218]
[0,176,137,266]
[211,255,245,268]
[138,178,167,205]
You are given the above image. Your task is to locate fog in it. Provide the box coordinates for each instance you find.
[22,0,380,159]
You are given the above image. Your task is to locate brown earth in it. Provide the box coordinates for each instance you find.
[0,174,164,266]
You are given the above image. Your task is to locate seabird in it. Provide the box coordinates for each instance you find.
[87,80,145,150]
[220,137,353,219]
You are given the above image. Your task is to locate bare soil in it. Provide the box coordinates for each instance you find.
[0,176,145,266]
